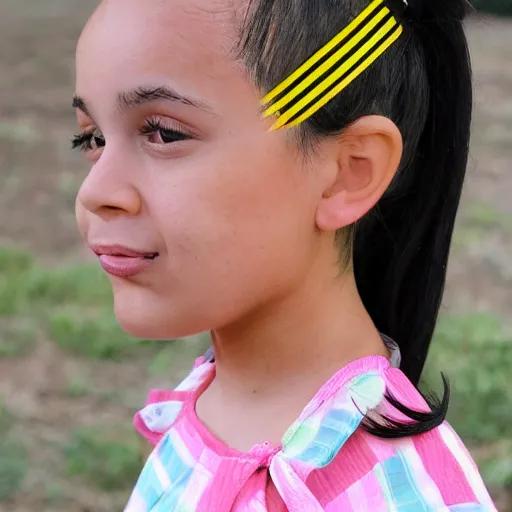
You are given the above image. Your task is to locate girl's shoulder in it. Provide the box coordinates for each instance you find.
[133,352,215,446]
[131,350,496,510]
[300,365,497,510]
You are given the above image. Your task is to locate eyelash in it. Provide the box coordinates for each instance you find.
[71,130,104,152]
[71,118,190,152]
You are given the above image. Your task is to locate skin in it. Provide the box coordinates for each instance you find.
[75,0,403,451]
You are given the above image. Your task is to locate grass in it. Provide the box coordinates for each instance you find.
[0,244,176,502]
[466,202,512,231]
[65,375,92,398]
[0,317,38,357]
[427,313,512,442]
[63,424,143,491]
[0,245,147,361]
[0,400,28,501]
[425,312,512,488]
[452,201,512,250]
[0,120,38,143]
[48,307,140,360]
[1,243,512,500]
[147,334,210,377]
[479,442,512,490]
[44,483,67,506]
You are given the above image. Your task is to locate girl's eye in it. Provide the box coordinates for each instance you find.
[141,119,190,145]
[71,129,105,152]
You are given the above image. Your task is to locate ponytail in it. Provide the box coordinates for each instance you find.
[354,0,473,385]
[240,0,473,437]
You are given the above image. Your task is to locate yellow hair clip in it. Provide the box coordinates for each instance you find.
[261,0,403,131]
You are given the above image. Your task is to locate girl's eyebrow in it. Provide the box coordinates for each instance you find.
[72,95,92,117]
[72,85,216,118]
[117,85,212,113]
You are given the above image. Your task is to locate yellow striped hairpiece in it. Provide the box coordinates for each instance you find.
[261,0,403,131]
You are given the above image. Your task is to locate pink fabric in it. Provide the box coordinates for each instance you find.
[126,355,496,511]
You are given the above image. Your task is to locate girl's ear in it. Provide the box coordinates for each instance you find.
[315,115,403,231]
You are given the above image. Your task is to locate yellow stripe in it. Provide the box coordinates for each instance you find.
[275,25,403,130]
[263,7,389,118]
[270,18,399,130]
[261,0,384,105]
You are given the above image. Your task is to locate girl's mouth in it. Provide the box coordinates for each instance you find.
[90,244,160,278]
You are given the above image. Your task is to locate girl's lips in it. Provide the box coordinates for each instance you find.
[90,245,160,278]
[98,254,157,278]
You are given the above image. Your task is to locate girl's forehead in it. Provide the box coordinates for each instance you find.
[76,0,252,114]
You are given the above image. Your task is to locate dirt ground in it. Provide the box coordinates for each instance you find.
[0,2,511,511]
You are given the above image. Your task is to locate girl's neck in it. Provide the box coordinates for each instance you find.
[208,268,388,407]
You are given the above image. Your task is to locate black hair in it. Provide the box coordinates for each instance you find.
[238,0,472,437]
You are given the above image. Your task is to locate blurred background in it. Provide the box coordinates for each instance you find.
[0,1,511,511]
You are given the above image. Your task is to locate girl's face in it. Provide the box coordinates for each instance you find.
[75,0,328,339]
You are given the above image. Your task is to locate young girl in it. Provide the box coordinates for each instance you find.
[73,0,497,509]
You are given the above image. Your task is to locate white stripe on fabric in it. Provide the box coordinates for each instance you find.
[438,424,496,509]
[346,479,369,511]
[167,429,196,467]
[243,491,267,512]
[123,488,147,512]
[174,363,212,392]
[374,462,398,512]
[139,401,183,433]
[397,439,450,510]
[270,453,324,512]
[176,463,211,510]
[152,454,172,490]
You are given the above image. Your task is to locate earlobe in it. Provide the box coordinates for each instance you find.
[316,189,381,231]
[315,115,402,233]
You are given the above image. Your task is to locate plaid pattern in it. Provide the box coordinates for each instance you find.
[125,356,496,511]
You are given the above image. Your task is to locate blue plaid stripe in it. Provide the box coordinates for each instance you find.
[132,458,167,510]
[295,407,362,468]
[449,505,490,511]
[380,453,433,511]
[151,476,194,512]
[129,434,195,511]
[157,434,194,484]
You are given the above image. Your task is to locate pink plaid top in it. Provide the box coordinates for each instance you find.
[125,354,496,511]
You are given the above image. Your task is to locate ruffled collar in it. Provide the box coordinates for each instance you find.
[130,351,396,511]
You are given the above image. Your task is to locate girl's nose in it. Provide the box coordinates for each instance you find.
[77,151,142,218]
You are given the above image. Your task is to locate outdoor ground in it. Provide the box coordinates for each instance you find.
[0,2,511,511]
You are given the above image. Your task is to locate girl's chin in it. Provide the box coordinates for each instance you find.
[110,285,234,341]
[113,303,207,341]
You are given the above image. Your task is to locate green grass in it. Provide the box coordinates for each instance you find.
[0,245,147,361]
[0,247,34,316]
[0,121,38,143]
[65,375,92,398]
[427,313,512,442]
[0,317,38,357]
[63,424,142,491]
[48,307,140,360]
[24,263,114,306]
[0,397,14,435]
[2,243,512,497]
[452,202,512,250]
[44,483,67,506]
[0,400,28,501]
[466,202,512,231]
[479,442,512,489]
[147,334,210,377]
[425,313,512,487]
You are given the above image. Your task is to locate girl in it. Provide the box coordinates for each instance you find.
[73,0,497,509]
